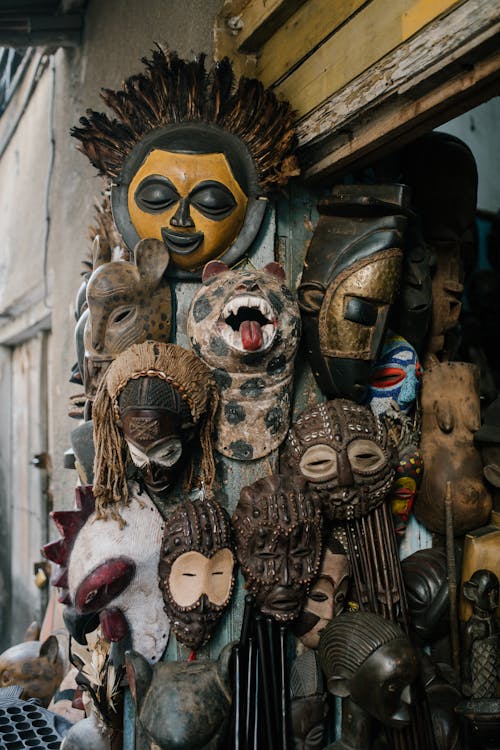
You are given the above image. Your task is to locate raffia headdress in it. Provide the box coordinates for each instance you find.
[92,341,219,520]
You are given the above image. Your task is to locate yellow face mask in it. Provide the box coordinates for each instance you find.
[128,150,248,272]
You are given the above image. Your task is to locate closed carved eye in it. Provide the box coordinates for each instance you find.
[190,181,236,220]
[300,445,338,481]
[347,439,386,473]
[309,591,328,603]
[135,175,179,212]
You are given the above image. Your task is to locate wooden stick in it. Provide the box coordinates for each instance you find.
[445,481,461,673]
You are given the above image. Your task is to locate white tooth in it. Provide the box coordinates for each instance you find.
[233,330,241,349]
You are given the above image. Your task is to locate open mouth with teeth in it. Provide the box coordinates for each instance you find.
[221,295,277,352]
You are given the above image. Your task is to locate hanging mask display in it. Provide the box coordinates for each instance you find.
[126,643,233,750]
[42,485,170,665]
[92,342,218,517]
[71,48,298,278]
[290,650,328,750]
[282,400,398,521]
[187,262,301,460]
[389,446,423,538]
[365,332,421,418]
[158,496,236,651]
[414,362,492,535]
[318,612,419,730]
[232,475,322,622]
[402,132,478,364]
[83,237,171,399]
[298,185,406,402]
[293,534,350,649]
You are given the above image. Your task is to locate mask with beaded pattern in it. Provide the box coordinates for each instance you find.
[232,475,322,622]
[158,496,236,651]
[282,400,398,521]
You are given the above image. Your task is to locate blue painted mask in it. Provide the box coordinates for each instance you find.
[366,333,421,417]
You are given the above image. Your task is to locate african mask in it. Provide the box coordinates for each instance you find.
[126,642,233,750]
[232,475,322,622]
[43,484,170,664]
[282,400,398,521]
[389,445,423,538]
[187,262,301,460]
[290,650,328,750]
[461,569,500,700]
[461,512,500,623]
[83,237,171,398]
[402,132,478,364]
[390,213,432,356]
[293,534,350,649]
[92,342,218,517]
[366,332,421,418]
[72,49,298,278]
[414,362,492,535]
[159,496,236,651]
[318,612,419,729]
[298,184,406,401]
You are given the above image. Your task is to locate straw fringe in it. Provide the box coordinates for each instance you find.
[92,342,219,519]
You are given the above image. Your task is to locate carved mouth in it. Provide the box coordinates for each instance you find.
[161,228,204,255]
[221,295,276,353]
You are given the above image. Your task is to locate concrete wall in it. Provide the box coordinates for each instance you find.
[0,0,222,645]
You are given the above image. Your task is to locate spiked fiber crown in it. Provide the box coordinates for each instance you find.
[71,47,298,193]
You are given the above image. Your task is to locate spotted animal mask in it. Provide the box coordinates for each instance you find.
[298,185,406,402]
[366,332,421,418]
[187,262,301,460]
[282,400,398,521]
[232,475,322,622]
[414,362,492,535]
[84,238,171,398]
[159,496,236,651]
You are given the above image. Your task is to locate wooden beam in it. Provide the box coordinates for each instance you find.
[235,0,306,53]
[272,0,463,117]
[255,0,368,87]
[301,37,500,182]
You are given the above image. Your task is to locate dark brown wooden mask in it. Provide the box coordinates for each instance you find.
[298,185,406,402]
[159,497,235,651]
[232,475,322,622]
[414,362,492,535]
[282,400,398,521]
[83,238,171,398]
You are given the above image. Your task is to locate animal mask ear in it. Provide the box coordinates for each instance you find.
[263,262,285,280]
[24,621,40,642]
[135,238,169,283]
[327,675,351,698]
[463,580,478,602]
[92,235,111,270]
[39,635,59,664]
[125,650,153,710]
[202,261,229,282]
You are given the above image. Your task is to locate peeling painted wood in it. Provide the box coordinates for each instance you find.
[272,0,463,117]
[233,0,306,54]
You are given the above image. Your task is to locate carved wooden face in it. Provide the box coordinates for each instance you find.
[128,150,248,271]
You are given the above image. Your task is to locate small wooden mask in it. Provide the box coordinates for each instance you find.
[232,475,322,622]
[83,238,171,398]
[282,400,397,521]
[187,262,301,460]
[159,496,236,651]
[414,362,492,535]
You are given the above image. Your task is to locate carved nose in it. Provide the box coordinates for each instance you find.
[170,198,194,228]
[337,449,353,487]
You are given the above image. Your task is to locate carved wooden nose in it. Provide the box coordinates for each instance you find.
[337,449,353,487]
[170,198,194,228]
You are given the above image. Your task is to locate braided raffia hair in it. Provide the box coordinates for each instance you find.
[92,341,219,520]
[71,46,298,192]
[318,611,405,680]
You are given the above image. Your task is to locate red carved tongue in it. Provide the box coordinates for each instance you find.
[240,320,262,351]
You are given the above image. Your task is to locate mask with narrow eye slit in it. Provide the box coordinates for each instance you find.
[232,475,323,622]
[158,496,236,651]
[282,400,398,521]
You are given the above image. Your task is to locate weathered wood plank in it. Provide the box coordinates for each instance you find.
[255,0,368,86]
[273,0,463,118]
[300,22,500,181]
[235,0,306,53]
